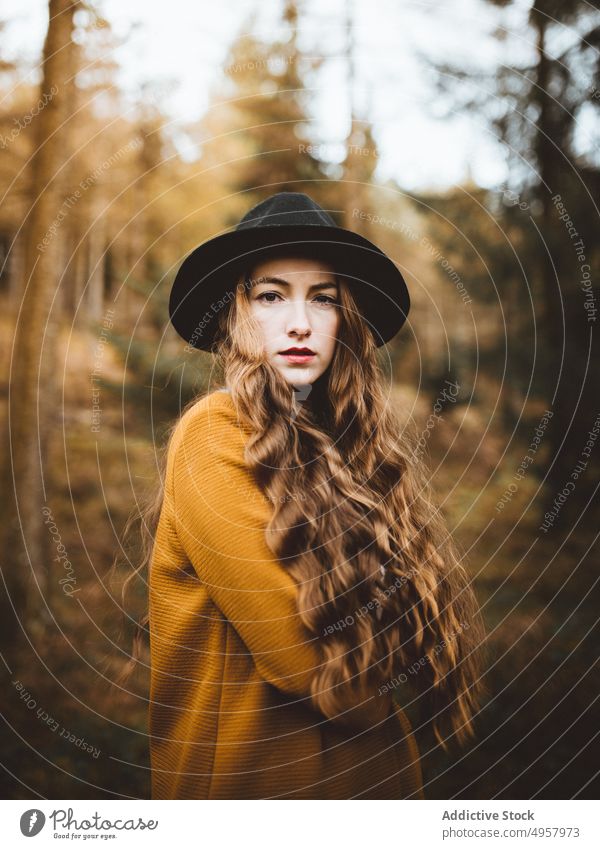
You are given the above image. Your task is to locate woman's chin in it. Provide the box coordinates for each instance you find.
[277,365,321,385]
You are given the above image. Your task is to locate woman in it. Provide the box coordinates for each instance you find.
[142,192,485,799]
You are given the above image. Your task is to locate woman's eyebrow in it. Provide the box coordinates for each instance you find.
[253,276,338,291]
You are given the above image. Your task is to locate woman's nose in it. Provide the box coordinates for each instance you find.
[285,299,312,336]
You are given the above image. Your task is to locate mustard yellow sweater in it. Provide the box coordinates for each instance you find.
[148,389,424,799]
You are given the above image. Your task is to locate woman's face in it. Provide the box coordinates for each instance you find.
[247,253,340,387]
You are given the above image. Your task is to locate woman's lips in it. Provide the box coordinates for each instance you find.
[279,351,315,363]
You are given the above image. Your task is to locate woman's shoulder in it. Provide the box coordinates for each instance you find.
[177,388,233,425]
[164,389,247,492]
[171,388,246,450]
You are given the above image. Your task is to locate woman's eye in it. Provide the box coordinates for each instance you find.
[256,292,338,305]
[256,291,282,303]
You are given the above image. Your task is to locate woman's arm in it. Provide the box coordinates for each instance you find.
[169,400,324,705]
[167,398,391,729]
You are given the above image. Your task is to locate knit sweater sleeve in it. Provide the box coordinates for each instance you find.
[167,397,392,729]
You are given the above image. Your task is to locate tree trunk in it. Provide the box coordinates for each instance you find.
[530,4,599,526]
[0,0,79,648]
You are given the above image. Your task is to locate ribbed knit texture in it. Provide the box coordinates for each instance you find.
[148,389,425,799]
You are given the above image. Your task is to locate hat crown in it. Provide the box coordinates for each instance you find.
[236,191,337,231]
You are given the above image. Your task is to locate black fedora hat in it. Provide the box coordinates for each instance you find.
[168,191,410,352]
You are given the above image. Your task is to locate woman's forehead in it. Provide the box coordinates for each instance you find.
[248,252,337,281]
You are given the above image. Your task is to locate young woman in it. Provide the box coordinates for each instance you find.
[139,192,485,799]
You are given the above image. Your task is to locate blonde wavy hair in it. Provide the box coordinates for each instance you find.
[116,247,487,750]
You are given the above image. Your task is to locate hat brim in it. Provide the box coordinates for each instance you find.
[168,224,410,351]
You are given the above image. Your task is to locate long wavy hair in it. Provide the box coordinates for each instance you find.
[116,246,487,750]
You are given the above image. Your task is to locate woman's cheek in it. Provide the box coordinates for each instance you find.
[327,311,341,343]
